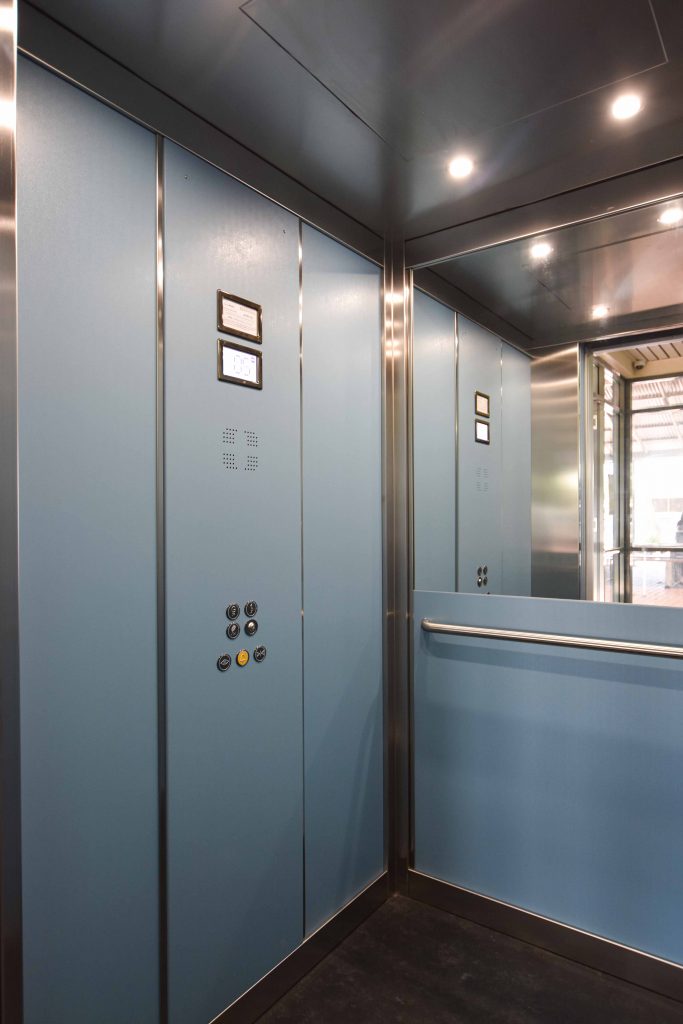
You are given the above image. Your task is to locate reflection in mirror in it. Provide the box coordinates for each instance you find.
[412,194,683,604]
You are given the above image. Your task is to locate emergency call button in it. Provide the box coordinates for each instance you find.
[236,649,250,667]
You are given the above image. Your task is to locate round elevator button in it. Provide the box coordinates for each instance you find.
[226,622,240,640]
[236,649,250,667]
[217,654,231,672]
[254,645,267,663]
[244,600,258,617]
[226,603,240,620]
[245,619,258,637]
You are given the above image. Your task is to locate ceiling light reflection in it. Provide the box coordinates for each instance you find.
[591,304,610,320]
[448,155,474,179]
[658,207,683,226]
[611,93,642,120]
[530,241,553,261]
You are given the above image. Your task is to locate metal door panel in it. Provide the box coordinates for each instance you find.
[301,225,383,934]
[413,290,456,592]
[457,317,502,594]
[17,59,159,1024]
[413,589,683,964]
[164,142,303,1023]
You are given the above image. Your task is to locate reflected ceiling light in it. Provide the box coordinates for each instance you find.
[0,7,16,34]
[448,154,474,179]
[591,304,610,319]
[658,207,683,226]
[530,241,553,261]
[0,99,14,131]
[611,93,642,120]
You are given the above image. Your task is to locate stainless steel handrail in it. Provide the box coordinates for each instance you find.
[420,619,683,660]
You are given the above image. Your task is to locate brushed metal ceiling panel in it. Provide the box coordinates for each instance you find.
[435,196,683,349]
[245,0,664,158]
[23,0,393,232]
[21,0,683,245]
[650,0,683,60]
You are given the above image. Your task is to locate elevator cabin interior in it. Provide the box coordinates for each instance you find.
[3,3,683,1023]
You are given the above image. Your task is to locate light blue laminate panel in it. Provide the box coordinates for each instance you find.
[413,290,456,592]
[301,225,383,934]
[414,589,683,964]
[457,316,502,594]
[501,345,531,595]
[17,60,158,1023]
[164,143,303,1022]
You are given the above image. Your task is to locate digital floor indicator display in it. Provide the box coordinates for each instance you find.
[217,338,263,390]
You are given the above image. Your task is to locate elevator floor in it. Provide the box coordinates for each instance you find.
[259,895,681,1023]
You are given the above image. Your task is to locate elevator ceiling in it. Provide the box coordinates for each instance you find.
[21,0,683,244]
[429,195,683,349]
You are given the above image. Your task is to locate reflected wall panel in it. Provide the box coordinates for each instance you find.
[17,59,159,1023]
[412,290,456,592]
[501,346,531,595]
[413,590,683,965]
[301,225,383,934]
[164,143,303,1023]
[456,317,502,593]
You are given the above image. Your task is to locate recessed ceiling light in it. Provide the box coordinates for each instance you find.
[591,304,610,319]
[448,155,474,179]
[611,93,642,120]
[658,207,683,226]
[530,241,553,261]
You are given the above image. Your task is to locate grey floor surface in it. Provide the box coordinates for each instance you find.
[259,895,682,1023]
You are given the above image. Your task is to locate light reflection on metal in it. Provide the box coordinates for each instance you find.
[0,3,22,1021]
[531,344,581,599]
[382,241,411,887]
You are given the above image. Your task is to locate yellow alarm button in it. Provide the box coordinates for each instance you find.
[236,649,250,667]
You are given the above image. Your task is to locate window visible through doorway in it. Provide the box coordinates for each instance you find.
[588,343,683,606]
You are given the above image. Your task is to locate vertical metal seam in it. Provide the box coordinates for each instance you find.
[405,267,415,870]
[384,241,411,891]
[155,133,168,1024]
[298,218,306,939]
[453,311,459,592]
[0,4,23,1020]
[380,247,389,875]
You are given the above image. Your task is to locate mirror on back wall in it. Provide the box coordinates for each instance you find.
[411,193,683,606]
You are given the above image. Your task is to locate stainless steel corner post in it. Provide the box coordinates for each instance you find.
[383,240,412,889]
[0,2,22,1021]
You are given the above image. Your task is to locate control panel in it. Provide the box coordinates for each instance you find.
[218,599,266,671]
[476,565,489,589]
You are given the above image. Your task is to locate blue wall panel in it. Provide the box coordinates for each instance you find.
[501,346,531,596]
[17,60,159,1023]
[413,589,683,964]
[301,225,384,934]
[456,317,502,594]
[164,143,303,1022]
[412,290,456,592]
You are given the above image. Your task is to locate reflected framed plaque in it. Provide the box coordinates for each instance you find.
[217,339,263,390]
[217,290,262,343]
[475,391,490,417]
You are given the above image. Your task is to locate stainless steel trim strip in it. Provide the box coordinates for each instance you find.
[421,618,683,659]
[407,870,683,1004]
[209,873,389,1024]
[298,218,306,938]
[18,3,382,266]
[383,242,411,889]
[0,4,22,1021]
[155,134,168,1024]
